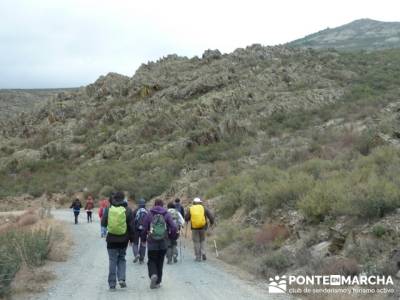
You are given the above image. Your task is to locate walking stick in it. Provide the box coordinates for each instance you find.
[213,240,219,258]
[179,237,183,263]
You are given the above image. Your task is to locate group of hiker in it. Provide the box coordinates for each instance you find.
[69,195,94,224]
[70,192,215,290]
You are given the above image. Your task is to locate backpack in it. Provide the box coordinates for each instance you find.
[134,208,148,231]
[169,209,180,228]
[189,205,206,229]
[107,206,127,235]
[149,213,167,241]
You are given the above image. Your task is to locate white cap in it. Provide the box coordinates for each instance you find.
[193,197,202,203]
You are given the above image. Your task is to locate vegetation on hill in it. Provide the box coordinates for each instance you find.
[2,45,400,279]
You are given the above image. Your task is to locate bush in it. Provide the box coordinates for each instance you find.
[298,178,346,222]
[0,227,52,297]
[258,250,292,275]
[349,174,400,218]
[372,225,387,238]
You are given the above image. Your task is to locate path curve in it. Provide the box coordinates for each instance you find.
[22,210,288,300]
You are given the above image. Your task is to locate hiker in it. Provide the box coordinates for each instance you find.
[131,198,148,264]
[185,197,215,262]
[85,195,95,223]
[166,202,184,264]
[174,198,185,218]
[101,191,134,290]
[141,199,177,289]
[98,198,109,237]
[70,198,82,224]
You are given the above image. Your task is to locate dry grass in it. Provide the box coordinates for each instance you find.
[46,220,72,262]
[10,265,56,295]
[0,208,71,298]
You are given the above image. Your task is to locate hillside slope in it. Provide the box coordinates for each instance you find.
[0,89,77,119]
[289,18,400,51]
[2,46,400,286]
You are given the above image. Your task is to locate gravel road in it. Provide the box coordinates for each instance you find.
[22,210,288,300]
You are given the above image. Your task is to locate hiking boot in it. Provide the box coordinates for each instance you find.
[202,254,207,261]
[133,256,139,263]
[119,280,127,288]
[150,275,158,289]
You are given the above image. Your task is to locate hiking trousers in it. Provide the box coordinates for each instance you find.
[147,249,167,284]
[73,211,79,224]
[87,211,92,223]
[107,248,127,288]
[192,229,206,260]
[132,232,146,261]
[166,239,178,262]
[100,225,107,238]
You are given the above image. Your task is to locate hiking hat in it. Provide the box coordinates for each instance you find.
[193,197,202,203]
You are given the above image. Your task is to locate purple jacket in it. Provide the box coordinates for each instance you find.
[141,206,178,249]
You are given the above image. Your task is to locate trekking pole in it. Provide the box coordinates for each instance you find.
[213,240,219,258]
[179,237,183,263]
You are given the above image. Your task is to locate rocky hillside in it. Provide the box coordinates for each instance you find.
[289,18,400,51]
[0,89,77,119]
[2,45,400,284]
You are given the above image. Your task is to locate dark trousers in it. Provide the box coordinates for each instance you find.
[74,211,79,224]
[87,211,92,222]
[147,249,167,284]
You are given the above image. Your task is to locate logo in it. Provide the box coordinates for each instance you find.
[266,274,394,295]
[268,275,287,293]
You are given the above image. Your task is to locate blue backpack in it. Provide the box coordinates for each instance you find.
[134,208,148,231]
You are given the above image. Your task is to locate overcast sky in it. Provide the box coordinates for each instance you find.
[0,0,399,89]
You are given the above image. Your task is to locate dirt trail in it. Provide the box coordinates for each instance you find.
[21,210,288,300]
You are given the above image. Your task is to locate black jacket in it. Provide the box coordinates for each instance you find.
[101,200,134,249]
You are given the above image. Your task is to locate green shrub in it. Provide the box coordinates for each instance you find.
[298,178,346,222]
[372,225,387,238]
[349,175,400,218]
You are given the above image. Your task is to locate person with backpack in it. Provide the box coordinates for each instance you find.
[85,195,95,223]
[174,198,185,219]
[166,202,184,264]
[131,198,148,264]
[70,198,82,224]
[185,197,215,262]
[141,199,177,289]
[98,198,109,238]
[101,191,134,290]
